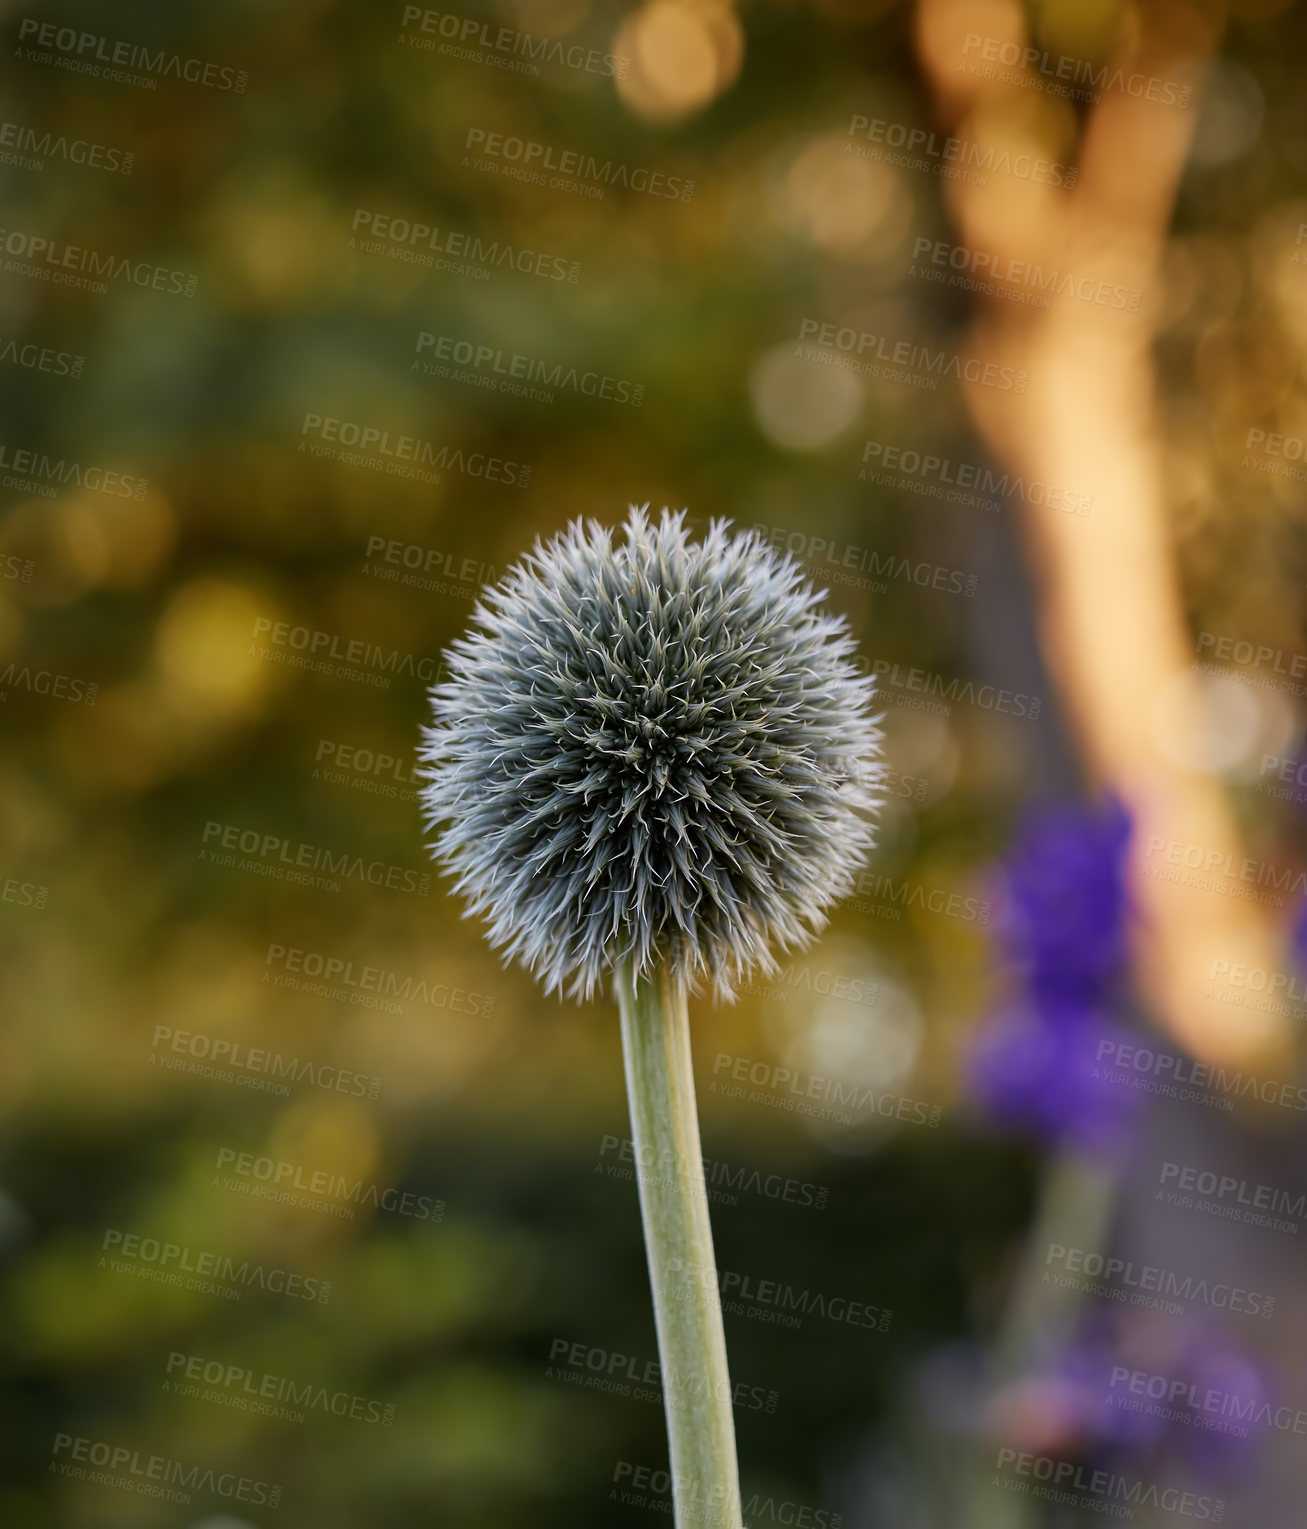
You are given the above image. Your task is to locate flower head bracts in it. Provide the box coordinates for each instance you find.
[419,507,881,1000]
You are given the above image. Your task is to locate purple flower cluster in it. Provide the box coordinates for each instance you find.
[968,799,1138,1156]
[1007,1310,1274,1480]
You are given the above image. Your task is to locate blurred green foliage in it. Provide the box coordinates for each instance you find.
[3,0,1306,1523]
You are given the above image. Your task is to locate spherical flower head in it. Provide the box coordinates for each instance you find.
[419,507,881,1001]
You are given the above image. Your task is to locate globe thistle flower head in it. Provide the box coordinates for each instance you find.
[419,507,881,1001]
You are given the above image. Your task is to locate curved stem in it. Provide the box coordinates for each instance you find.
[958,1149,1119,1529]
[615,960,742,1529]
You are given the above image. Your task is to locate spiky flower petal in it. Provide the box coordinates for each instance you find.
[419,507,881,1000]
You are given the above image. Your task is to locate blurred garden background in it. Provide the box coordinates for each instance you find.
[5,0,1307,1524]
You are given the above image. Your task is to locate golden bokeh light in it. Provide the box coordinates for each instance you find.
[615,0,743,121]
[155,577,276,722]
[776,135,914,258]
[748,342,864,451]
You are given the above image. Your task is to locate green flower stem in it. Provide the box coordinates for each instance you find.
[616,960,742,1529]
[959,1148,1119,1529]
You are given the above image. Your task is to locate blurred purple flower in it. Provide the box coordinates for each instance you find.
[920,1313,1273,1484]
[1290,897,1307,971]
[968,999,1137,1156]
[968,798,1137,1154]
[1031,1310,1274,1481]
[1000,797,1133,1004]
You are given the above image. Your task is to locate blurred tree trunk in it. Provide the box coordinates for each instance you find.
[914,0,1293,1077]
